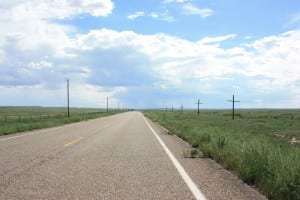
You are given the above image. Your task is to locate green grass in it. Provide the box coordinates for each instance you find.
[144,110,300,200]
[0,106,123,136]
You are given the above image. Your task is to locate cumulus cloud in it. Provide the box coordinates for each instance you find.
[72,29,300,99]
[0,0,299,108]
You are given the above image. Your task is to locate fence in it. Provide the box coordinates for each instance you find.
[0,112,106,123]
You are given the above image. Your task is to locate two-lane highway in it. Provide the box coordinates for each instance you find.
[0,112,197,199]
[0,112,267,200]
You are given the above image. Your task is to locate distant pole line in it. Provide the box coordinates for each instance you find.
[227,94,240,120]
[195,99,203,115]
[67,79,70,117]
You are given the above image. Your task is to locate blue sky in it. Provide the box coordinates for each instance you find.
[0,0,300,109]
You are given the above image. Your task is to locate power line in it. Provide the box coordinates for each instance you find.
[227,94,240,120]
[195,99,203,115]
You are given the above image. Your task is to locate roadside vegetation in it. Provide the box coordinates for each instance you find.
[0,107,123,136]
[145,110,300,200]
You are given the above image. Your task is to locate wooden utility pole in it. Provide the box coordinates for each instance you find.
[227,94,240,120]
[67,79,70,117]
[195,99,203,115]
[106,96,109,113]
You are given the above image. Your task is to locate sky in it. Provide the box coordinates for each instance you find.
[0,0,300,109]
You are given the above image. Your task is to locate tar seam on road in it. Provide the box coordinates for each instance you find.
[142,115,207,200]
[64,137,83,147]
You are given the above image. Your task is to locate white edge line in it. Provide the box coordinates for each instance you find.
[142,115,207,200]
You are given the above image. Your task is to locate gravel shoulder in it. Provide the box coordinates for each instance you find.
[145,117,268,200]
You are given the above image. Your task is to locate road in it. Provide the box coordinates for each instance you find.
[0,112,267,200]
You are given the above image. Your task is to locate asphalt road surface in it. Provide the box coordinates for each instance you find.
[0,112,267,200]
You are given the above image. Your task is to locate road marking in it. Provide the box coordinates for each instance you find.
[143,115,207,200]
[64,137,83,147]
[0,126,63,142]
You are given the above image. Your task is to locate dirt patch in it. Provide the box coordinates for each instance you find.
[274,134,285,138]
[291,137,300,144]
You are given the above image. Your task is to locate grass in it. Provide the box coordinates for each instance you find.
[0,106,123,136]
[144,110,300,200]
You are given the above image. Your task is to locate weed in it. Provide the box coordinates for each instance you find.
[217,136,226,148]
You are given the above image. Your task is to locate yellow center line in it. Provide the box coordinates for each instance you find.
[64,137,83,147]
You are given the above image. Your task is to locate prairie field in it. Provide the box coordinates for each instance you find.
[145,110,300,200]
[0,106,121,136]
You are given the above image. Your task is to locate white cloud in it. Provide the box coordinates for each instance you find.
[198,34,237,44]
[163,0,188,3]
[149,12,159,19]
[244,35,252,40]
[0,0,300,108]
[0,0,114,22]
[182,3,213,18]
[127,10,174,22]
[127,11,145,20]
[147,11,175,22]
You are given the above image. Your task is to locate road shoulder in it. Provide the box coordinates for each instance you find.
[145,117,268,200]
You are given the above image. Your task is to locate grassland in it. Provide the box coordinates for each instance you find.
[0,106,122,136]
[144,110,300,200]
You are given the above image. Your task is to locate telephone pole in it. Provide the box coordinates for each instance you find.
[227,94,240,120]
[106,96,108,113]
[67,79,70,117]
[195,99,203,115]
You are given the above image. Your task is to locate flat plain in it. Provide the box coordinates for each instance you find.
[145,110,300,200]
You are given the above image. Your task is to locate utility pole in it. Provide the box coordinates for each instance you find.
[195,99,203,115]
[227,94,240,120]
[67,79,70,117]
[106,96,108,113]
